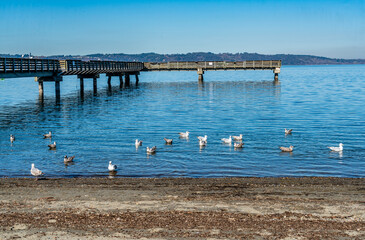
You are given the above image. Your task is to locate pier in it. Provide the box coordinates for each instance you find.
[0,57,281,100]
[143,60,281,82]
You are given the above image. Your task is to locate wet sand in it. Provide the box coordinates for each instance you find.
[0,177,364,239]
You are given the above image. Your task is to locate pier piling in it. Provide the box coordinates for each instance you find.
[125,74,130,87]
[197,68,204,82]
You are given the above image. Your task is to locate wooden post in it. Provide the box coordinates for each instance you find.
[80,77,84,98]
[55,80,60,102]
[197,68,204,82]
[93,77,97,95]
[38,80,44,99]
[107,76,112,85]
[274,67,280,82]
[125,74,130,87]
[119,75,123,89]
[135,74,139,86]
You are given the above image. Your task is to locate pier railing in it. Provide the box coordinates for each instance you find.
[0,58,61,75]
[60,60,144,75]
[143,60,281,71]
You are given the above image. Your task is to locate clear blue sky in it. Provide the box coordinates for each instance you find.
[1,0,364,58]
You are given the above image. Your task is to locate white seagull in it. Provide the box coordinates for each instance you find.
[280,145,294,152]
[197,135,207,142]
[135,139,143,148]
[178,131,189,138]
[48,141,56,150]
[164,138,173,145]
[10,134,15,143]
[199,140,207,147]
[43,131,52,139]
[31,163,44,179]
[232,134,243,141]
[285,129,293,135]
[108,161,117,172]
[147,146,156,154]
[328,143,343,152]
[64,155,75,163]
[221,136,232,144]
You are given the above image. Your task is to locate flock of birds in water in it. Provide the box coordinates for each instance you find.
[8,128,344,179]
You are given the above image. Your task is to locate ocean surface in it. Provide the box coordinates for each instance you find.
[1,65,364,178]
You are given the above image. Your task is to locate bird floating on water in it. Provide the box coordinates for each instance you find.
[164,138,173,145]
[234,142,244,148]
[43,131,52,139]
[108,161,117,172]
[31,163,44,179]
[221,136,232,144]
[179,131,189,138]
[48,141,56,150]
[197,135,207,142]
[280,145,294,152]
[135,139,143,148]
[64,155,75,163]
[10,134,15,143]
[285,129,293,135]
[147,146,156,154]
[232,134,243,141]
[199,140,207,147]
[328,143,343,152]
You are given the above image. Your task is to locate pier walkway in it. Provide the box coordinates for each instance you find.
[0,57,281,101]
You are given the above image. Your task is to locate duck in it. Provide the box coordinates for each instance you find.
[64,155,75,163]
[285,129,293,135]
[43,131,52,139]
[178,131,189,138]
[328,143,343,152]
[234,142,244,148]
[280,145,294,152]
[31,163,44,178]
[48,141,56,150]
[10,134,15,143]
[197,135,207,142]
[232,134,243,141]
[135,139,143,148]
[108,161,117,172]
[147,146,156,154]
[164,138,173,145]
[221,136,232,144]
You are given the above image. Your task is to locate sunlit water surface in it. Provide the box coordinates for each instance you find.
[0,65,364,177]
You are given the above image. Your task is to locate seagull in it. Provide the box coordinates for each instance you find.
[164,138,173,145]
[232,134,243,141]
[178,131,189,138]
[234,142,244,148]
[221,136,232,144]
[10,134,15,143]
[197,135,207,142]
[43,131,52,139]
[280,145,294,152]
[199,140,207,147]
[285,129,293,135]
[48,141,56,150]
[31,163,44,179]
[147,146,156,154]
[64,155,75,163]
[328,143,343,152]
[135,139,143,148]
[108,161,117,172]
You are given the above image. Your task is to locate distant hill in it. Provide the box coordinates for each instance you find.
[2,52,365,65]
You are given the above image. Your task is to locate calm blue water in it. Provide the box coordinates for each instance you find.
[1,65,364,178]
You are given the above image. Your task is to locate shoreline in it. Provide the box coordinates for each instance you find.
[0,177,364,239]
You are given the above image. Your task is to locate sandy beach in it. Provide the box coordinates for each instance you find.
[0,177,364,239]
